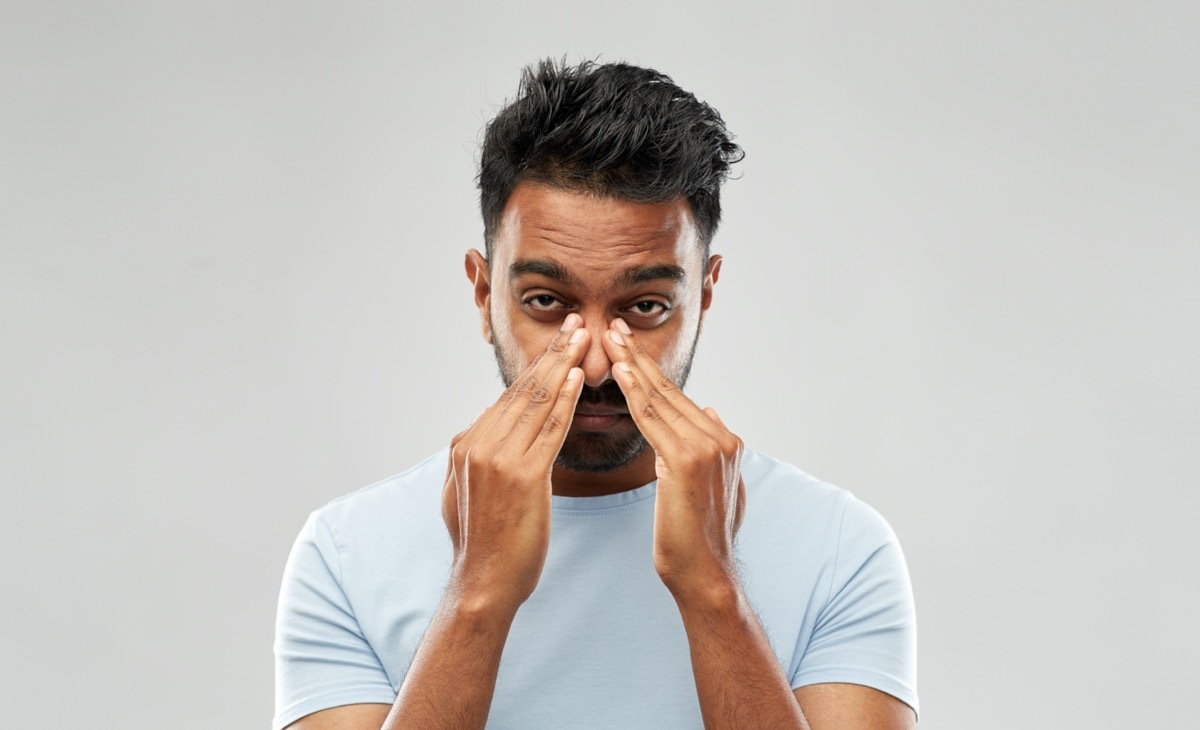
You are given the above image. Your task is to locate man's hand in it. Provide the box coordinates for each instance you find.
[601,317,746,601]
[441,313,588,611]
[600,317,818,729]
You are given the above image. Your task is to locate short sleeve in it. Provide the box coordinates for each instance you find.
[273,511,396,729]
[791,495,919,716]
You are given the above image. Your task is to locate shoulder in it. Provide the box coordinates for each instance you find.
[739,448,901,557]
[741,448,851,525]
[741,448,843,500]
[737,450,918,713]
[306,448,449,556]
[317,448,447,517]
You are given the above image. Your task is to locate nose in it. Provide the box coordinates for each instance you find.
[578,317,613,388]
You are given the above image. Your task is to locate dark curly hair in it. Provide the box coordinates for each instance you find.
[478,58,743,259]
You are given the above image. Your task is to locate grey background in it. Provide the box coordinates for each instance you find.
[2,1,1196,728]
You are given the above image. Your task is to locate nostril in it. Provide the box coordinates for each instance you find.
[582,360,613,388]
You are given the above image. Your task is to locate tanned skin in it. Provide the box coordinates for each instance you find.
[286,182,916,729]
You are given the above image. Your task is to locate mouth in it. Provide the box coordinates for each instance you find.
[570,382,630,431]
[571,406,630,432]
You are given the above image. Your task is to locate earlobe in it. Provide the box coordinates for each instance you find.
[464,249,494,344]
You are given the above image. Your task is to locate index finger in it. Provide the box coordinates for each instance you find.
[602,318,723,437]
[488,314,589,438]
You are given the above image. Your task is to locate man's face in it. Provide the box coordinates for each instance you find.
[465,181,720,473]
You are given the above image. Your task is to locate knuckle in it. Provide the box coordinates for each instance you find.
[514,408,538,428]
[497,386,518,407]
[484,451,506,472]
[639,402,660,421]
[655,374,677,393]
[466,443,489,463]
[542,413,564,434]
[529,385,552,405]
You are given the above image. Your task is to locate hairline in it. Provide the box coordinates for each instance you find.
[484,181,712,268]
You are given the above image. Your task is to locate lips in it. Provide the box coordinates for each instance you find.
[571,407,630,431]
[570,382,629,430]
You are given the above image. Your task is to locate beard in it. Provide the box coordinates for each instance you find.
[492,326,699,473]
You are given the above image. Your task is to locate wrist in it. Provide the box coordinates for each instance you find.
[445,567,528,623]
[665,567,744,614]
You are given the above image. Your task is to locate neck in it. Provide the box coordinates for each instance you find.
[550,447,658,497]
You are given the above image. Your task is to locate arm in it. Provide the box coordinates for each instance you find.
[285,628,915,730]
[380,585,518,729]
[603,318,915,729]
[673,579,915,729]
[794,684,916,730]
[285,316,590,730]
[283,588,516,730]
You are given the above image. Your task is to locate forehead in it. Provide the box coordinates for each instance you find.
[491,182,703,286]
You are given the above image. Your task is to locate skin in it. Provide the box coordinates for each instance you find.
[287,182,917,729]
[479,179,712,495]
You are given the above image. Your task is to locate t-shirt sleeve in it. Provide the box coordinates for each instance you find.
[273,511,396,730]
[791,494,919,716]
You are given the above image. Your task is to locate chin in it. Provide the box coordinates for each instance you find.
[554,431,649,473]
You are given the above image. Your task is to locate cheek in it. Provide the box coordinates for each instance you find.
[491,302,557,369]
[646,319,700,379]
[655,342,688,379]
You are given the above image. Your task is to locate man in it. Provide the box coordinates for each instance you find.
[274,59,918,729]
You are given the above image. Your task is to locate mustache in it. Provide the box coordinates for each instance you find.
[577,380,627,408]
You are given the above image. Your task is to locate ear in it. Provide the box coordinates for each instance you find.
[700,254,722,314]
[464,249,493,344]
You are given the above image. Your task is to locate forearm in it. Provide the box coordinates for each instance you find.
[675,579,810,730]
[383,582,517,730]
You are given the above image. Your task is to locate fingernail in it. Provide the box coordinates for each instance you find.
[608,330,624,346]
[560,314,578,332]
[614,318,632,335]
[569,328,586,345]
[566,367,582,381]
[614,361,631,373]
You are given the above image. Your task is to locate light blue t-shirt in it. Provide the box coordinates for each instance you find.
[273,448,918,729]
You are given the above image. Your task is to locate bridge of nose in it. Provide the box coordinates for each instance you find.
[577,316,613,388]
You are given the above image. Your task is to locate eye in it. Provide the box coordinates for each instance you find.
[523,293,566,311]
[625,300,670,316]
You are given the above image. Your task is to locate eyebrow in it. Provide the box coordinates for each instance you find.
[509,258,579,286]
[616,264,686,288]
[509,258,685,288]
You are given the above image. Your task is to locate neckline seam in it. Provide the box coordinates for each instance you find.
[551,501,655,516]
